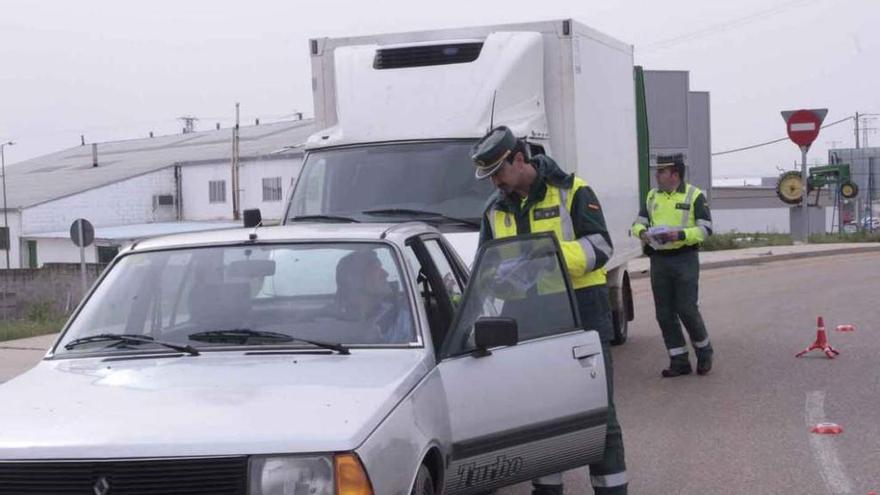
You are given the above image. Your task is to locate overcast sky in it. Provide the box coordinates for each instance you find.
[0,0,876,181]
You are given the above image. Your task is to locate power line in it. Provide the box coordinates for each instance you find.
[641,0,824,53]
[712,116,854,157]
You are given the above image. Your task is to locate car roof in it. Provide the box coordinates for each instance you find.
[129,222,442,253]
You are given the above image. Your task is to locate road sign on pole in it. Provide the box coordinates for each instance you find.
[782,109,827,148]
[69,219,94,296]
[781,109,828,242]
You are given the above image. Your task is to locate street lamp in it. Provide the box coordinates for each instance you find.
[0,141,13,270]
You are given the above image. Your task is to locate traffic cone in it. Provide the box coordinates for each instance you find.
[811,422,843,435]
[795,316,840,359]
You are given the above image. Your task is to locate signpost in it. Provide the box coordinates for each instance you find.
[70,219,94,296]
[781,108,828,242]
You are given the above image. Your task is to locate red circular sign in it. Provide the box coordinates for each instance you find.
[786,109,821,147]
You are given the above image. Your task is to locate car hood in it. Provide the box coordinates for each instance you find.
[0,350,430,459]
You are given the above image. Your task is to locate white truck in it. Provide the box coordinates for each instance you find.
[283,19,649,344]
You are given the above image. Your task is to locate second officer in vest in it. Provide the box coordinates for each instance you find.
[631,154,714,377]
[472,126,627,495]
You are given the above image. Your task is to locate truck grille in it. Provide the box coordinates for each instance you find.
[374,42,483,69]
[0,456,247,494]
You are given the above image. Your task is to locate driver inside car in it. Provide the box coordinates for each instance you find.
[332,250,413,344]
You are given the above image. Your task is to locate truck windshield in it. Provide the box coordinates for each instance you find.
[55,242,417,356]
[285,141,493,228]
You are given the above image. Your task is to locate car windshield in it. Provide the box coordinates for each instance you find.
[56,242,417,356]
[285,141,493,227]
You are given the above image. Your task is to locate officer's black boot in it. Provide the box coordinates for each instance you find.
[532,484,564,495]
[661,356,692,378]
[696,346,714,375]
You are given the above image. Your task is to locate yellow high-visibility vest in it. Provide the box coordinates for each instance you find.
[632,183,708,250]
[487,177,606,289]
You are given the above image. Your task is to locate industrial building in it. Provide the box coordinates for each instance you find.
[1,120,316,268]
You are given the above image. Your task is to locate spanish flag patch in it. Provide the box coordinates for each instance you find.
[588,203,601,211]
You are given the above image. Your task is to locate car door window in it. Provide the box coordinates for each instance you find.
[404,238,459,351]
[442,234,579,357]
[423,239,464,308]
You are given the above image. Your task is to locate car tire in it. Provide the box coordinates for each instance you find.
[411,464,434,495]
[610,276,631,346]
[611,310,628,346]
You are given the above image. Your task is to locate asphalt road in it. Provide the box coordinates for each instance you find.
[499,252,880,495]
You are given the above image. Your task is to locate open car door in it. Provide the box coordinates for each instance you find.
[439,234,609,494]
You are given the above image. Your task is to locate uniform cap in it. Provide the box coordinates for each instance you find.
[651,153,686,169]
[471,126,517,180]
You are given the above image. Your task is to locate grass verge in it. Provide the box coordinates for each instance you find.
[0,318,65,343]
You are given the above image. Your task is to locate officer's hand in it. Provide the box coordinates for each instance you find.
[638,231,648,244]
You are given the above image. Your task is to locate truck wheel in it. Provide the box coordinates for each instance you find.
[411,464,434,495]
[611,310,628,346]
[611,275,632,346]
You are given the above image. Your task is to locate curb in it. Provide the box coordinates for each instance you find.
[629,244,880,280]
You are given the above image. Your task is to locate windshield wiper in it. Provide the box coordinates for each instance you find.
[64,333,200,356]
[361,208,480,228]
[288,214,360,223]
[187,329,349,355]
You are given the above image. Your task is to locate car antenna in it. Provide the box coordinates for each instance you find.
[248,221,262,241]
[488,90,498,131]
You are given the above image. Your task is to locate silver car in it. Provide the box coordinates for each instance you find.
[0,222,608,495]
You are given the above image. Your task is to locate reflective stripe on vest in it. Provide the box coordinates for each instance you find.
[490,178,606,289]
[646,184,703,250]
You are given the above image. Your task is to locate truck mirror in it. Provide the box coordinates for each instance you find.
[473,317,518,357]
[243,209,262,228]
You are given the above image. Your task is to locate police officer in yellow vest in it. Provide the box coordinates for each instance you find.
[472,126,627,495]
[631,154,714,378]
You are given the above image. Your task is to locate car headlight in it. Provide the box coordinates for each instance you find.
[249,453,373,495]
[250,456,333,495]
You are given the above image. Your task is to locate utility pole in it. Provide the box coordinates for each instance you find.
[0,141,13,270]
[0,140,13,322]
[855,112,860,149]
[231,103,241,220]
[861,116,876,148]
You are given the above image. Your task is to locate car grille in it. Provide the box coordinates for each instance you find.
[0,456,248,494]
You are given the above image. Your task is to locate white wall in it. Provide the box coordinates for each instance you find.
[15,169,176,269]
[30,238,98,266]
[240,158,301,221]
[22,169,177,235]
[713,207,835,234]
[181,158,301,222]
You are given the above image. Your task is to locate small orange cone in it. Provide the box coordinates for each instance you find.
[796,316,840,359]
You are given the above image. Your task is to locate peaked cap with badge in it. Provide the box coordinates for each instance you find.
[471,125,518,179]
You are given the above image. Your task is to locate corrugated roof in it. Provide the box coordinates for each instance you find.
[21,221,243,242]
[4,119,317,209]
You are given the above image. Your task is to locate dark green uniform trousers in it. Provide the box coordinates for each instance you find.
[533,286,627,495]
[649,250,712,366]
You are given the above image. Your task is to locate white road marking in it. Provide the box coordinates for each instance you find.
[805,391,852,494]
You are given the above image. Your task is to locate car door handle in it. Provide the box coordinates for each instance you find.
[572,345,600,360]
[572,345,602,377]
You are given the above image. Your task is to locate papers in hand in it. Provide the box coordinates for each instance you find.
[495,257,535,293]
[646,226,678,249]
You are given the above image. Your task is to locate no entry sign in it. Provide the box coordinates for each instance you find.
[781,108,828,148]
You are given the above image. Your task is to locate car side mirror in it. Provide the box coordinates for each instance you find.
[243,209,262,228]
[473,317,518,357]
